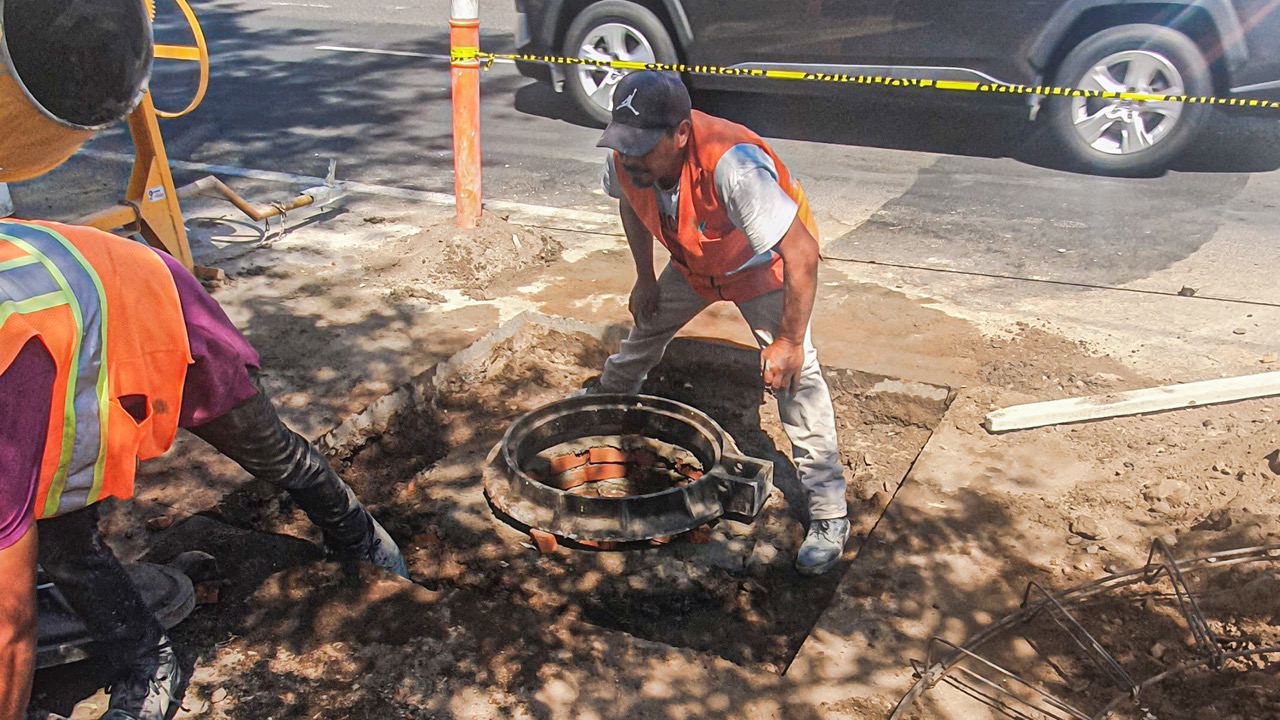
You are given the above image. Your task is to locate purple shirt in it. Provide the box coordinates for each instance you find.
[0,339,54,550]
[154,251,260,427]
[0,249,259,549]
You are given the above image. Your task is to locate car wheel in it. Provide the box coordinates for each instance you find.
[562,0,678,126]
[1046,24,1212,176]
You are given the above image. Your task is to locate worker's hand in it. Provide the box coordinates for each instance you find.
[761,338,804,394]
[629,275,659,324]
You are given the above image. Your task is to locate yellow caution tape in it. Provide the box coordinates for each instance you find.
[449,48,1280,110]
[451,47,479,63]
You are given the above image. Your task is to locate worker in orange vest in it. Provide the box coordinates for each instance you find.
[583,71,849,576]
[0,220,407,720]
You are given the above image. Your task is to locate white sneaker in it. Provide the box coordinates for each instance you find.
[103,635,186,720]
[568,379,600,399]
[796,517,850,576]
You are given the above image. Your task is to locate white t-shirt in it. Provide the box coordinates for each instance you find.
[603,143,799,274]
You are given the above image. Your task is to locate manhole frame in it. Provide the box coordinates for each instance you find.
[483,393,774,543]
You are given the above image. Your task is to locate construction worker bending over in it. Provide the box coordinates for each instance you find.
[584,71,850,577]
[0,220,407,720]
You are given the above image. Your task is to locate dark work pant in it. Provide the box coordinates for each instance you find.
[38,384,376,674]
[187,385,376,557]
[37,505,164,673]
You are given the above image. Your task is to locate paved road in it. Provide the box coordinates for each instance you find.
[75,0,1280,375]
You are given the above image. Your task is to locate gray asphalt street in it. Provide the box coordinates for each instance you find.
[67,0,1280,375]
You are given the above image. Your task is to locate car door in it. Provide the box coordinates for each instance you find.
[889,0,1059,84]
[680,0,905,70]
[1229,0,1280,93]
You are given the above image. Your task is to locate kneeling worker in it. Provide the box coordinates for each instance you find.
[0,220,407,720]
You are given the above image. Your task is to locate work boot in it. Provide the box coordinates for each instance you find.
[101,635,187,720]
[191,386,409,580]
[796,517,850,577]
[568,378,600,398]
[284,480,409,580]
[368,516,409,579]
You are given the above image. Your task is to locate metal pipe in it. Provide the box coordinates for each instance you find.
[175,175,345,223]
[450,0,482,229]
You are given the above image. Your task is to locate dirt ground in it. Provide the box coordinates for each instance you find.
[26,194,1280,720]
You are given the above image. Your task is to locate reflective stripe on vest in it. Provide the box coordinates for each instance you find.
[0,222,111,516]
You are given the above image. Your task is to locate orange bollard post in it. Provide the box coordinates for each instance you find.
[450,0,482,229]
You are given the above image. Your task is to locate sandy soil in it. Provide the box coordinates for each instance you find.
[28,199,1280,720]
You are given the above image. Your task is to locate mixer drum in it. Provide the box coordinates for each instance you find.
[0,0,153,182]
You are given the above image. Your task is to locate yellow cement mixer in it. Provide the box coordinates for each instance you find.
[0,0,156,182]
[1,0,335,272]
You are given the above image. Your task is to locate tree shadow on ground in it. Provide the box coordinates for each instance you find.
[84,0,529,194]
[44,310,1265,718]
[886,536,1280,719]
[83,321,956,719]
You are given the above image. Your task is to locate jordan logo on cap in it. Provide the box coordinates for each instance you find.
[615,89,641,116]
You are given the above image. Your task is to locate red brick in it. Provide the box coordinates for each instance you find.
[529,529,558,554]
[546,468,590,491]
[676,463,704,481]
[548,452,588,475]
[589,446,628,465]
[584,463,627,482]
[686,525,712,544]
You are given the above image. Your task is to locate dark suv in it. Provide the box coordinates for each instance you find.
[514,0,1280,175]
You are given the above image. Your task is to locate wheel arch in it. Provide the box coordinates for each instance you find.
[1029,0,1245,93]
[555,0,692,58]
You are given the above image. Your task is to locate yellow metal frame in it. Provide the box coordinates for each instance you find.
[74,92,195,269]
[151,0,210,119]
[71,0,211,271]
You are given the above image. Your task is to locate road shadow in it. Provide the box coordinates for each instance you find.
[77,0,529,194]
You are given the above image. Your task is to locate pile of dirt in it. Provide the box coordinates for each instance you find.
[34,287,1280,719]
[362,214,563,302]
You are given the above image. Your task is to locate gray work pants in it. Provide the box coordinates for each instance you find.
[598,263,847,521]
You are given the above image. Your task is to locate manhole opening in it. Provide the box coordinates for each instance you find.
[321,322,953,671]
[529,435,705,497]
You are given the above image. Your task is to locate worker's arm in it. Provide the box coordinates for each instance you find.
[760,214,820,394]
[0,339,55,719]
[619,193,659,323]
[0,523,38,720]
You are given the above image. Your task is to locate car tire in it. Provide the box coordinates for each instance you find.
[1046,24,1212,176]
[562,0,678,126]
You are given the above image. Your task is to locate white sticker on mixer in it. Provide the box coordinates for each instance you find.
[147,186,166,202]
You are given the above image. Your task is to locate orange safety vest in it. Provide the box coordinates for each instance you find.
[0,220,191,519]
[615,110,819,303]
